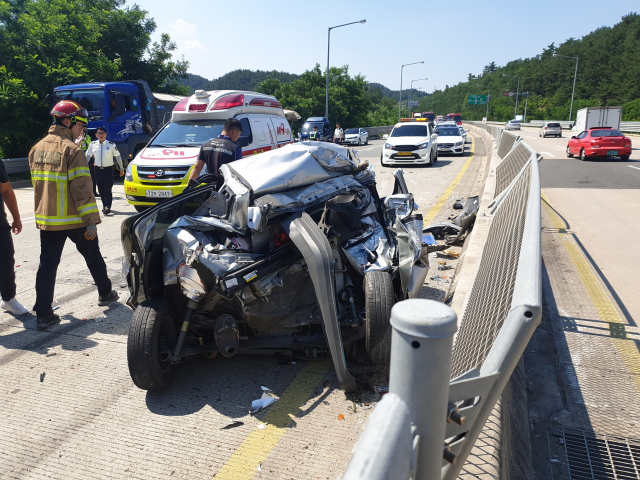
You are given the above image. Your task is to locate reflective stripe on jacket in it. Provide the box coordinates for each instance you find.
[28,125,101,231]
[310,130,319,140]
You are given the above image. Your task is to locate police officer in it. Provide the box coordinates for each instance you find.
[85,127,124,215]
[187,118,242,187]
[28,100,118,330]
[309,125,320,141]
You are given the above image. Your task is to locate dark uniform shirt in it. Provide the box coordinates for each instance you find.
[197,135,240,179]
[0,160,9,228]
[310,129,320,141]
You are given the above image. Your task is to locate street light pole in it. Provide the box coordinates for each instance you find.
[399,61,424,122]
[325,19,366,119]
[486,81,492,120]
[503,74,520,119]
[523,92,529,123]
[553,53,579,122]
[408,78,428,116]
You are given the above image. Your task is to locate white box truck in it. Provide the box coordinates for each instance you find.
[571,106,622,137]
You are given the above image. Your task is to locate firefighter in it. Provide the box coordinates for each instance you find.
[309,125,320,141]
[28,100,118,330]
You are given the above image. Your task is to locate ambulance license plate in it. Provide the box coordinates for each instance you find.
[397,152,412,156]
[607,150,618,156]
[146,190,173,198]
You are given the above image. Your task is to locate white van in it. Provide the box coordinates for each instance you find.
[124,90,294,210]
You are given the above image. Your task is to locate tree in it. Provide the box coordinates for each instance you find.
[0,0,189,155]
[256,64,371,131]
[483,62,498,74]
[468,73,476,81]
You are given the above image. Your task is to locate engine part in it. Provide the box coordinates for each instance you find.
[215,314,240,357]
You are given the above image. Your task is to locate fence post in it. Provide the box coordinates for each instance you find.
[389,299,457,479]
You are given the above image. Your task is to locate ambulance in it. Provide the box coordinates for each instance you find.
[124,90,294,211]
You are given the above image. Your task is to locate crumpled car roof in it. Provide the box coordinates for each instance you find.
[220,141,361,197]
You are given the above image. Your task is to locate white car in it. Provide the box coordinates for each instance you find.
[435,125,465,155]
[505,120,521,130]
[342,127,369,145]
[381,120,437,167]
[458,126,468,143]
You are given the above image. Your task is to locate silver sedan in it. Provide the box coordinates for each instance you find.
[341,128,369,145]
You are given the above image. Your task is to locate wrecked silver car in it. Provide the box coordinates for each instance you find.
[121,142,429,392]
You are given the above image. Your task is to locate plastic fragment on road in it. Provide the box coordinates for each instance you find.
[257,423,267,430]
[437,265,454,271]
[375,385,389,395]
[221,421,244,430]
[338,414,345,420]
[40,372,45,382]
[453,203,463,209]
[249,386,280,414]
[422,232,437,245]
[441,249,461,258]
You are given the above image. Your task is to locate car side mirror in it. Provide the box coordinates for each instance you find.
[236,136,250,147]
[570,136,576,139]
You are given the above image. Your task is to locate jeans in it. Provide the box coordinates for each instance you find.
[0,225,16,301]
[95,166,114,209]
[33,228,111,316]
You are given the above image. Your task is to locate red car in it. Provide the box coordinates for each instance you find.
[446,113,463,125]
[566,127,632,161]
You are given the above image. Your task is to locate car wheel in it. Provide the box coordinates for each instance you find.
[364,271,394,365]
[365,137,368,145]
[134,205,149,213]
[358,138,362,146]
[127,299,178,391]
[621,155,630,161]
[580,148,587,161]
[566,145,573,158]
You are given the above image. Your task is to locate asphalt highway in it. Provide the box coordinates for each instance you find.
[0,136,483,480]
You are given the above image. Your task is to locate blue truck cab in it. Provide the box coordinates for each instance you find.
[299,117,333,141]
[51,80,184,164]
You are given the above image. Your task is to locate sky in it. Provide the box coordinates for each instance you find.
[129,0,638,93]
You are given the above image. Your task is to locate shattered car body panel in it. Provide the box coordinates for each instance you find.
[122,142,429,392]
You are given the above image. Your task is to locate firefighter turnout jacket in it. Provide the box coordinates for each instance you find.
[28,125,101,230]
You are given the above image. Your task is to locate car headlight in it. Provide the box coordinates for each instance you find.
[125,163,133,182]
[384,143,393,150]
[455,141,463,146]
[418,142,430,149]
[177,263,207,301]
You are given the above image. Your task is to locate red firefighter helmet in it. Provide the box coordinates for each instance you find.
[50,100,88,124]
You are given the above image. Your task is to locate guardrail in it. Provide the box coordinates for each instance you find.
[345,122,542,479]
[483,120,640,133]
[2,158,29,175]
[363,125,394,137]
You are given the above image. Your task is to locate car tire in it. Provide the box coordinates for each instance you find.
[358,138,362,146]
[566,145,573,158]
[365,137,368,145]
[580,148,587,161]
[364,271,394,365]
[127,299,178,391]
[621,155,630,161]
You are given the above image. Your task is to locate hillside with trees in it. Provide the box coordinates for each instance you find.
[418,13,640,122]
[0,0,188,157]
[180,70,299,94]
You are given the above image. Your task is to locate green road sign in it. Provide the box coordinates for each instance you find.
[467,95,487,105]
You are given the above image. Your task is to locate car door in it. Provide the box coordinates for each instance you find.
[572,131,588,154]
[360,128,367,143]
[123,185,217,308]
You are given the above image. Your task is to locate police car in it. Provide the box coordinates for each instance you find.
[124,90,294,211]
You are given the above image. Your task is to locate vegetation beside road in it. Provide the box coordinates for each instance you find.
[0,0,188,157]
[417,13,640,122]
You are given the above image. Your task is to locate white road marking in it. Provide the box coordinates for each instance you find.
[555,145,566,149]
[541,151,556,157]
[628,165,640,171]
[357,145,381,152]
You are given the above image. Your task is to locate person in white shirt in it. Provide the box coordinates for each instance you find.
[85,127,124,215]
[334,122,344,144]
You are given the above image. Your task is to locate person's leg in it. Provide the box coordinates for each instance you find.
[102,169,114,211]
[88,158,98,197]
[0,225,16,301]
[66,228,113,300]
[33,230,67,317]
[95,167,106,210]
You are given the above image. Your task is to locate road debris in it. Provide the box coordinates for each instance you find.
[453,202,463,209]
[337,414,345,420]
[437,265,454,271]
[441,250,461,258]
[40,372,45,382]
[375,386,389,396]
[249,386,280,414]
[257,423,267,430]
[220,421,244,430]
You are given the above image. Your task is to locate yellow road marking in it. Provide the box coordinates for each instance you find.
[423,135,476,225]
[214,360,332,479]
[541,192,640,389]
